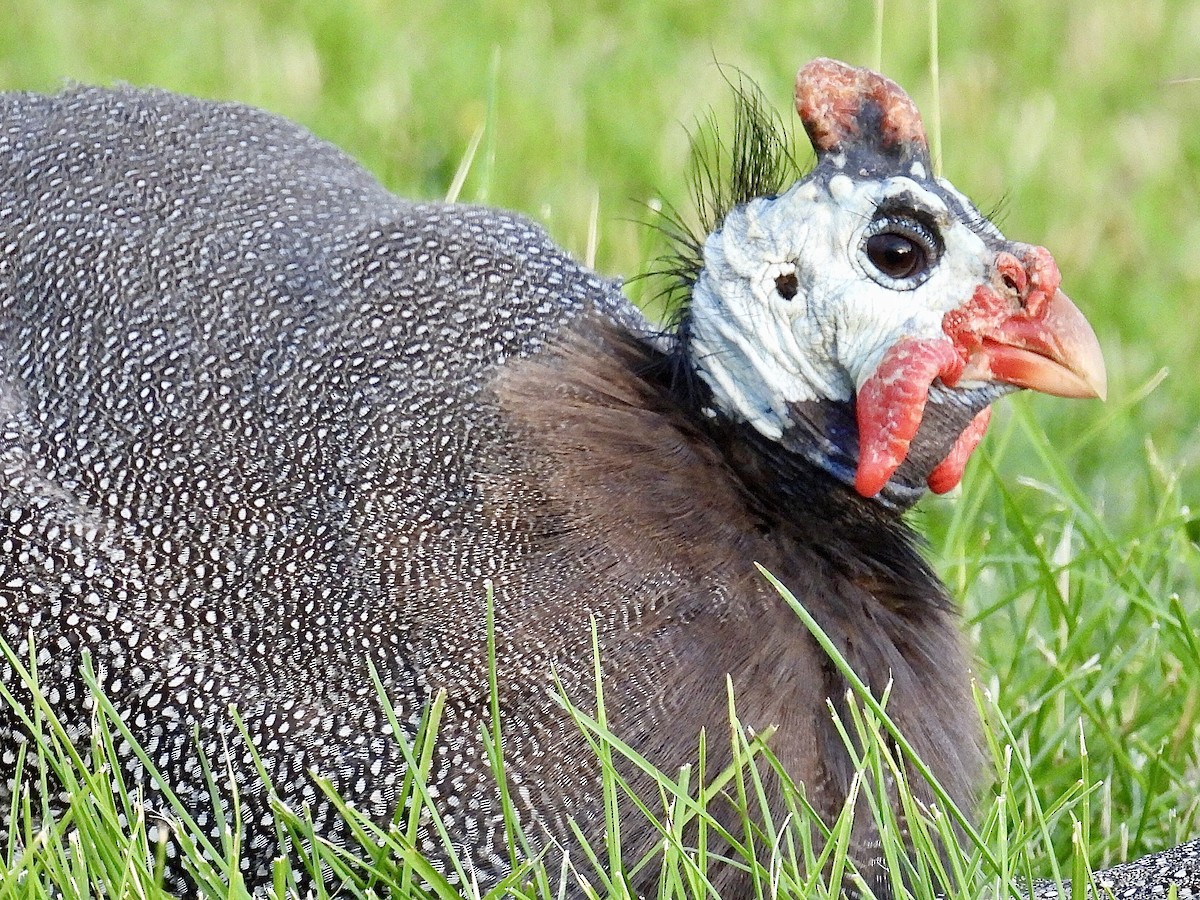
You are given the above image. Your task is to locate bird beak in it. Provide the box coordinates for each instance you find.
[954,288,1107,401]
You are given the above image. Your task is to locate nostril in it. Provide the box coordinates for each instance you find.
[994,251,1028,304]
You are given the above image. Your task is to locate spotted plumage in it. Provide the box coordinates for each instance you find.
[4,60,1179,900]
[0,84,639,884]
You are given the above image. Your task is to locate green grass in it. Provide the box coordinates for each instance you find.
[1,0,1199,896]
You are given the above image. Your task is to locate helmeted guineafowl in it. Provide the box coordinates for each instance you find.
[4,57,1161,898]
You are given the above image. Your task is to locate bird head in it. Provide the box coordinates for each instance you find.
[683,58,1106,508]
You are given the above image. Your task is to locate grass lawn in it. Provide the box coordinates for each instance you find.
[1,0,1198,895]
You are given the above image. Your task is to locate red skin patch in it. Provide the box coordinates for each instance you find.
[942,248,1061,357]
[854,338,965,498]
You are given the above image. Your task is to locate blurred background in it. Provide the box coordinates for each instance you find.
[2,0,1200,870]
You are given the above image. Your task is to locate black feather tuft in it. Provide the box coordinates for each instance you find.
[639,68,805,410]
[643,70,803,319]
[692,70,804,238]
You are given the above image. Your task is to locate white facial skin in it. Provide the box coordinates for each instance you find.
[687,171,1000,441]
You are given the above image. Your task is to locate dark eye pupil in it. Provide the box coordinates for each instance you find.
[866,232,925,279]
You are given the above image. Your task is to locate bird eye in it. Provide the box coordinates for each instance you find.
[866,232,924,279]
[862,216,941,287]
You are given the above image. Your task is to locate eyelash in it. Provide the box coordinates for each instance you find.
[867,214,940,252]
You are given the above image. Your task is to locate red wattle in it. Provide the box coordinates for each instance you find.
[854,337,965,497]
[927,406,992,494]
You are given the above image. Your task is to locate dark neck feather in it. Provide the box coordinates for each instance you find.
[656,318,901,518]
[632,325,946,607]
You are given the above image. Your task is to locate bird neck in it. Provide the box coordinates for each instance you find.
[670,312,924,514]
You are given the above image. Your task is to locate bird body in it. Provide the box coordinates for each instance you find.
[0,64,1111,895]
[0,85,644,882]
